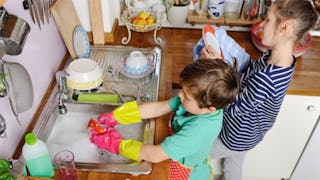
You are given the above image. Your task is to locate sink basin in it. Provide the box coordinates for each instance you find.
[36,102,155,175]
[32,46,161,175]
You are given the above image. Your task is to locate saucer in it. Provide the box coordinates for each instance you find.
[73,25,90,59]
[118,55,155,79]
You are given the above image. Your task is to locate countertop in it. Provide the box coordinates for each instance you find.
[22,26,320,180]
[110,26,320,97]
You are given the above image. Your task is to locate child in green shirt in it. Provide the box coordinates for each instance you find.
[89,59,239,179]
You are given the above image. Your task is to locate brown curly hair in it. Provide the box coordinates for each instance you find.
[179,59,239,109]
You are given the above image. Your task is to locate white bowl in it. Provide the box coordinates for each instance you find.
[125,51,150,73]
[66,58,103,90]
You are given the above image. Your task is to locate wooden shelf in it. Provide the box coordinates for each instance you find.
[187,10,261,27]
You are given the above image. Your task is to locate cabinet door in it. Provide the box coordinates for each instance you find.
[242,95,320,180]
[290,115,320,179]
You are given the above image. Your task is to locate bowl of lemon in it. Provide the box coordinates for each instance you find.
[121,8,161,32]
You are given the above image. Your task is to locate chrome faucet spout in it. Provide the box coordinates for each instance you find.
[55,71,69,100]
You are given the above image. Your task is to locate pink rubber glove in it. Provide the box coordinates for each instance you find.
[97,101,141,127]
[89,127,122,154]
[97,112,119,128]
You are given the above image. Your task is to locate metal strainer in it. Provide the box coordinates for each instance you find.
[0,59,34,125]
[0,113,6,138]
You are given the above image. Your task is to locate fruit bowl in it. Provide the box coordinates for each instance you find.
[251,21,312,57]
[121,9,161,33]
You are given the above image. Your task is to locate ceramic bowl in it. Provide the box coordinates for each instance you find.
[251,21,312,57]
[66,58,103,90]
[207,1,225,18]
[124,51,150,73]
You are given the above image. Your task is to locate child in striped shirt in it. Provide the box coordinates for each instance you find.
[193,0,318,179]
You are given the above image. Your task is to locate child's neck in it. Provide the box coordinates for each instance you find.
[268,41,295,67]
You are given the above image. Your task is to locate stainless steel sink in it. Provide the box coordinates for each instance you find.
[32,46,161,175]
[36,102,155,175]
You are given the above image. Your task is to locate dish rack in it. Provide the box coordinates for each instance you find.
[121,8,163,45]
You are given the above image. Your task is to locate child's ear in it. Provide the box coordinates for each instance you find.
[208,106,217,112]
[280,19,294,33]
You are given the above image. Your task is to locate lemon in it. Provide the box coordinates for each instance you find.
[138,11,149,19]
[146,16,156,24]
[136,19,147,31]
[136,19,147,25]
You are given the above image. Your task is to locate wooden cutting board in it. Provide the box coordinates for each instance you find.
[88,0,105,45]
[50,0,81,59]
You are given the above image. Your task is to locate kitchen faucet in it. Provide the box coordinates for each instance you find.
[55,71,68,114]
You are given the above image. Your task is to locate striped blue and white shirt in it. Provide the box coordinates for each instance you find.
[220,50,296,151]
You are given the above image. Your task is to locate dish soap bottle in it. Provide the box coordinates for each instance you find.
[22,133,54,178]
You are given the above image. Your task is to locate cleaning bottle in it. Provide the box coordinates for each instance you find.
[22,133,54,178]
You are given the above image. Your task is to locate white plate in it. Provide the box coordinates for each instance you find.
[118,55,155,79]
[202,24,222,57]
[73,25,90,59]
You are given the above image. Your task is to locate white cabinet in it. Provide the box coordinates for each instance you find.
[243,95,320,180]
[290,115,320,180]
[212,95,320,180]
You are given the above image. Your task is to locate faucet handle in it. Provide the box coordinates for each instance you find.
[55,70,68,82]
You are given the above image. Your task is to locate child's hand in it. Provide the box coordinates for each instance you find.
[97,112,119,127]
[89,127,122,154]
[97,101,141,126]
[88,126,143,161]
[201,46,222,59]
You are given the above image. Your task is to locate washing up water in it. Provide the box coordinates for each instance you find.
[45,111,145,164]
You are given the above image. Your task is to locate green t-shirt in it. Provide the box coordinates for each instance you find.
[161,104,223,180]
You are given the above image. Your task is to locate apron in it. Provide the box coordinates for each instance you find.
[168,113,192,180]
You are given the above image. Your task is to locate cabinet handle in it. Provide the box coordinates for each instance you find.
[307,105,315,111]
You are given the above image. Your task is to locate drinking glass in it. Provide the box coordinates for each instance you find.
[54,150,78,180]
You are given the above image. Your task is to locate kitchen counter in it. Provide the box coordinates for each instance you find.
[110,26,320,96]
[19,26,320,180]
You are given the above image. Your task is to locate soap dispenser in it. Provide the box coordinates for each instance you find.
[22,133,54,178]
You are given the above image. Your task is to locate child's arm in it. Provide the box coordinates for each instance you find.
[97,96,181,127]
[89,128,170,163]
[227,72,272,116]
[89,116,217,163]
[139,144,170,163]
[193,27,251,72]
[138,100,171,119]
[96,100,172,127]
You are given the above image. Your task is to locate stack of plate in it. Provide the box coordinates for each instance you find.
[118,51,155,79]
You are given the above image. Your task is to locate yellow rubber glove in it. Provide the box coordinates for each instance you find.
[98,101,141,127]
[119,139,143,161]
[113,101,141,124]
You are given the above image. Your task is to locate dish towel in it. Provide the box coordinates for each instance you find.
[193,27,251,72]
